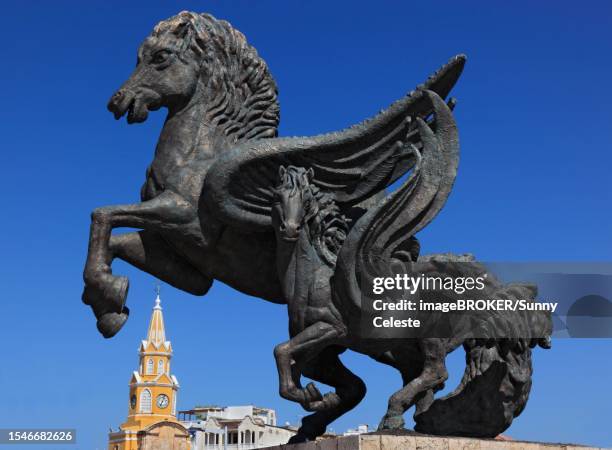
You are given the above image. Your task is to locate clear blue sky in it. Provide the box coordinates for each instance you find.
[1,1,611,449]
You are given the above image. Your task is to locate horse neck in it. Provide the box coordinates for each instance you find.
[275,222,321,301]
[157,88,228,162]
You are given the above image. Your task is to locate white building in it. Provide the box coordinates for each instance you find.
[343,424,369,436]
[179,405,296,449]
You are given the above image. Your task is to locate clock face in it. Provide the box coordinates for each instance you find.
[130,395,136,409]
[156,394,169,409]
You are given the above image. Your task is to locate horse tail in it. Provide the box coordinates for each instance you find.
[415,283,550,437]
[414,339,534,437]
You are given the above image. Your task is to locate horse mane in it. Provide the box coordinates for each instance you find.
[153,11,280,142]
[311,188,351,266]
[276,166,350,267]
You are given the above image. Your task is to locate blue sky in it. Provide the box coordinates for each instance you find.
[1,1,611,449]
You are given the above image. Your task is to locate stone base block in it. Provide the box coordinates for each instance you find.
[261,432,605,450]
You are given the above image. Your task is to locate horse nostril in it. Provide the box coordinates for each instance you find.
[112,90,125,102]
[280,223,286,231]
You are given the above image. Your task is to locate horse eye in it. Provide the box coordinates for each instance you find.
[151,50,171,64]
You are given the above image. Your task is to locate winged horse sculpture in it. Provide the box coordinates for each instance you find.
[82,11,552,443]
[83,11,464,337]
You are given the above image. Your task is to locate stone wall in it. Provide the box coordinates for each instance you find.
[261,433,604,450]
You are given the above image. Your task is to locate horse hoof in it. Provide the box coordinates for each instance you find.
[97,307,130,338]
[81,284,99,306]
[287,434,310,444]
[378,415,405,431]
[82,275,129,316]
[304,382,323,403]
[104,275,129,312]
[321,392,341,408]
[306,392,342,412]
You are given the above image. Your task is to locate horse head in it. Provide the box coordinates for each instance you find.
[107,11,280,142]
[272,166,318,242]
[273,166,349,266]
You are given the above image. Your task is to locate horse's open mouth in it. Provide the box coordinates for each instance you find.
[108,89,161,124]
[126,98,149,124]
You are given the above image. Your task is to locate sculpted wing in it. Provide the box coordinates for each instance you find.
[331,90,459,316]
[203,55,465,232]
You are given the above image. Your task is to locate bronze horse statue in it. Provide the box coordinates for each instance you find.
[83,11,551,443]
[83,11,463,337]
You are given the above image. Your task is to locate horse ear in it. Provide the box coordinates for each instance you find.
[173,20,191,39]
[278,165,286,180]
[307,167,314,181]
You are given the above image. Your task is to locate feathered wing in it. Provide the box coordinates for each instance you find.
[331,90,459,316]
[203,55,465,232]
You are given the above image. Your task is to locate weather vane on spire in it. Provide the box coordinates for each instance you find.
[154,283,162,310]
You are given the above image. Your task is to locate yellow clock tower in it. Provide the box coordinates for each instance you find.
[108,294,190,450]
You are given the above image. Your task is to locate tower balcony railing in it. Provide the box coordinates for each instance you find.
[200,444,257,450]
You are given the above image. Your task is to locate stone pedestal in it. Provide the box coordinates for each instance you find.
[261,432,604,450]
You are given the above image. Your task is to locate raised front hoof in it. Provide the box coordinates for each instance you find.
[97,307,130,338]
[82,275,129,315]
[99,274,129,312]
[378,414,405,431]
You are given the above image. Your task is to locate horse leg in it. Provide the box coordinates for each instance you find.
[384,345,443,416]
[370,345,441,420]
[83,191,196,337]
[288,347,366,443]
[273,322,345,409]
[110,231,213,296]
[378,339,448,430]
[87,230,212,338]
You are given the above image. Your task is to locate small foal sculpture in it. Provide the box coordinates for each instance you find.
[270,130,552,441]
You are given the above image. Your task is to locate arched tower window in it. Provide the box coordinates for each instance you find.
[146,358,154,374]
[140,389,152,413]
[157,359,164,374]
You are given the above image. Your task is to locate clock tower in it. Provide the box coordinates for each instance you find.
[108,293,190,450]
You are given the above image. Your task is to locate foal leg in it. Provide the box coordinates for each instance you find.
[83,191,197,337]
[378,339,448,430]
[273,322,345,408]
[289,348,366,443]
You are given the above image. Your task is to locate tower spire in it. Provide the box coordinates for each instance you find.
[147,288,166,347]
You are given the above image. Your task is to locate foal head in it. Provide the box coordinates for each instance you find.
[272,166,318,242]
[273,165,350,266]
